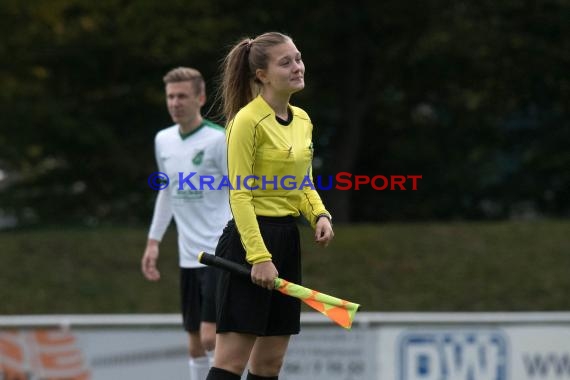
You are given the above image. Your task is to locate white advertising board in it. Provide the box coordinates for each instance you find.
[379,325,570,380]
[1,313,569,380]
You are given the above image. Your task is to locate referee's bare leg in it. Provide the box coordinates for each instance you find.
[206,333,288,379]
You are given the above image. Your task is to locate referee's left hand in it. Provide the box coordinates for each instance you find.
[315,217,334,247]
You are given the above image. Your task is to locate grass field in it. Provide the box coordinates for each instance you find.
[1,219,569,314]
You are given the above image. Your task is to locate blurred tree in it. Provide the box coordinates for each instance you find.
[0,0,568,227]
[0,0,236,225]
[300,0,570,222]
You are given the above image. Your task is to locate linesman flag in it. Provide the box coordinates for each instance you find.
[198,252,360,329]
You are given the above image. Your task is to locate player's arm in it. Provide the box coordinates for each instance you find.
[142,137,173,280]
[143,190,171,280]
[142,238,161,281]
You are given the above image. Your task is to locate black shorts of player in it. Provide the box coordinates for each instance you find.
[215,216,301,336]
[180,266,219,332]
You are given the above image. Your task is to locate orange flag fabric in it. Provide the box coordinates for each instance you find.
[274,278,360,329]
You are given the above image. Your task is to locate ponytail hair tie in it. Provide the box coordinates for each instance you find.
[245,39,253,53]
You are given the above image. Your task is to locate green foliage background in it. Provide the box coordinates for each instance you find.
[1,0,568,226]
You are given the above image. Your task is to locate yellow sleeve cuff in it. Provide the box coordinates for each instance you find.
[246,252,273,265]
[316,213,332,225]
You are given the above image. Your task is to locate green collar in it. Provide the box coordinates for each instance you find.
[179,122,205,140]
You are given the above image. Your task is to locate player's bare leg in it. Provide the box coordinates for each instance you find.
[188,331,209,380]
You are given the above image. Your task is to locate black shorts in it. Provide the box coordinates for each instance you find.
[180,266,219,332]
[215,216,301,336]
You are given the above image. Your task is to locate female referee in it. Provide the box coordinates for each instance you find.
[206,32,334,380]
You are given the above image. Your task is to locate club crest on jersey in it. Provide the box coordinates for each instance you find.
[192,150,204,165]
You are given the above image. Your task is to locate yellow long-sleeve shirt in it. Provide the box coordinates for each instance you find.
[226,95,331,264]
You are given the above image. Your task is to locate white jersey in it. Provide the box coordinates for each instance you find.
[148,120,231,268]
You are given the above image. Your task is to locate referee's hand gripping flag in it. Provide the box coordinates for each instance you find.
[198,252,360,329]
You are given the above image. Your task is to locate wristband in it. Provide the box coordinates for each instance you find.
[316,214,332,225]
